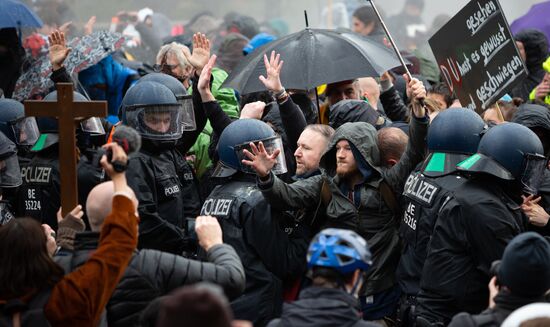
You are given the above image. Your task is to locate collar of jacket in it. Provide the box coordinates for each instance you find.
[293,169,321,181]
[74,231,100,251]
[298,286,361,311]
[493,290,545,313]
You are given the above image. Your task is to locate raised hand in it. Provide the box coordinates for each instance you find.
[183,33,211,76]
[48,30,71,71]
[240,101,266,119]
[84,16,96,35]
[404,74,426,118]
[57,204,84,223]
[259,51,284,94]
[241,141,280,178]
[197,55,217,102]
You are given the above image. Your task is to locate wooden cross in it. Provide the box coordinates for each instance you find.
[24,83,107,216]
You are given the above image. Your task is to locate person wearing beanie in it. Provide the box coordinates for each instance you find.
[449,232,550,327]
[511,29,549,101]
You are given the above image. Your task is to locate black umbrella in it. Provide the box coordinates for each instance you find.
[221,28,406,94]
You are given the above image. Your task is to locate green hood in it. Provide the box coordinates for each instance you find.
[320,122,382,177]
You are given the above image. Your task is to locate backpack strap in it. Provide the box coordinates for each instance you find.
[321,178,332,206]
[379,180,401,215]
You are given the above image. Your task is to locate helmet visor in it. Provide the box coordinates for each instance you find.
[520,153,548,195]
[234,136,287,175]
[178,95,196,132]
[127,104,183,140]
[12,117,40,146]
[80,117,106,135]
[0,155,22,188]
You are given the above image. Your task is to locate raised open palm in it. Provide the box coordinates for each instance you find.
[48,30,71,70]
[241,141,280,178]
[183,33,211,75]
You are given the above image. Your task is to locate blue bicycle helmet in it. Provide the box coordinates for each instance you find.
[307,228,372,275]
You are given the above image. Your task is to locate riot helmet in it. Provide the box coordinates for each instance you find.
[121,81,184,142]
[0,98,39,149]
[0,131,21,188]
[214,118,287,178]
[40,91,106,135]
[457,122,546,195]
[423,108,486,176]
[139,73,196,131]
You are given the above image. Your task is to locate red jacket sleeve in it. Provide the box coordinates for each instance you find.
[45,195,138,327]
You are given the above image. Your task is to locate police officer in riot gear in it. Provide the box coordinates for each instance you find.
[16,91,105,229]
[203,118,309,327]
[397,108,486,326]
[121,80,204,255]
[135,73,202,219]
[0,131,22,225]
[416,123,545,326]
[0,98,40,165]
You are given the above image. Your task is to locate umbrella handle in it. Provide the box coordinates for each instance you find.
[367,0,425,107]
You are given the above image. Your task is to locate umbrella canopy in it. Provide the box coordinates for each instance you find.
[0,0,43,29]
[511,1,550,50]
[13,31,126,101]
[221,28,406,94]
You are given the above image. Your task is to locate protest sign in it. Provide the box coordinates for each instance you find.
[429,0,527,113]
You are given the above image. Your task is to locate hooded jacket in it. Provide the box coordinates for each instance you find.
[259,115,428,296]
[329,100,389,130]
[512,29,549,101]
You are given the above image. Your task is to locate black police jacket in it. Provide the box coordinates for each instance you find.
[266,287,379,327]
[416,176,528,325]
[126,145,201,254]
[55,231,246,327]
[16,146,106,230]
[201,176,310,327]
[397,171,467,296]
[16,147,61,229]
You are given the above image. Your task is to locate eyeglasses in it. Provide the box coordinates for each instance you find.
[153,63,178,73]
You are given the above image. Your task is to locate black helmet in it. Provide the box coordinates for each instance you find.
[138,73,196,131]
[121,81,183,142]
[37,91,105,135]
[0,131,21,188]
[213,119,287,178]
[0,98,39,148]
[457,123,546,194]
[423,108,486,176]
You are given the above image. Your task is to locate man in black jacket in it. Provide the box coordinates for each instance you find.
[416,123,546,326]
[55,180,246,327]
[511,29,549,101]
[267,228,379,327]
[449,232,550,327]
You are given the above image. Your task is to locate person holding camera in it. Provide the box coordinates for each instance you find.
[449,232,550,327]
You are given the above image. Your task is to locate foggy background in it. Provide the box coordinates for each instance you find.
[62,0,541,36]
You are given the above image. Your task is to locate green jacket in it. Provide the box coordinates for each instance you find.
[259,116,429,296]
[529,86,550,107]
[189,68,239,178]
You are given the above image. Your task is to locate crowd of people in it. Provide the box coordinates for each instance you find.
[1,0,550,326]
